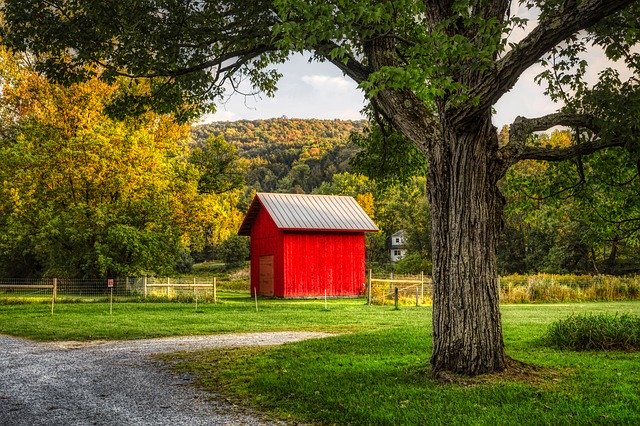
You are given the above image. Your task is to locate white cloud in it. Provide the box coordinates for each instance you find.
[301,75,354,91]
[200,109,238,123]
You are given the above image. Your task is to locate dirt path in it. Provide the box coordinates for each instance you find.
[0,332,330,425]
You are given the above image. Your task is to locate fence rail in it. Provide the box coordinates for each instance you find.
[367,271,432,306]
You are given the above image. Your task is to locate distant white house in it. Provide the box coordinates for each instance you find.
[390,230,408,262]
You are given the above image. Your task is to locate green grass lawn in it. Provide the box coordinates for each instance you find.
[1,297,639,424]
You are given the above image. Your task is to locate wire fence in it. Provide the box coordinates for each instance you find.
[0,277,221,302]
[367,272,432,306]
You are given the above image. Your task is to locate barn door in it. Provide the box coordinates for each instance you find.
[259,255,274,296]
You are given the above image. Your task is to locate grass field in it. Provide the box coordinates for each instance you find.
[1,296,638,424]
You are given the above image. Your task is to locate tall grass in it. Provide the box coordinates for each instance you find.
[546,313,640,351]
[500,274,640,303]
[370,273,640,306]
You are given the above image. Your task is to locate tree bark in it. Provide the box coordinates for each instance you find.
[428,112,506,376]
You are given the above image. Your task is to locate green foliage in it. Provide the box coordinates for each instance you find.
[546,313,640,351]
[1,0,287,121]
[217,236,250,267]
[393,252,432,275]
[192,119,364,194]
[500,130,640,275]
[189,135,248,194]
[0,52,244,278]
[350,124,426,185]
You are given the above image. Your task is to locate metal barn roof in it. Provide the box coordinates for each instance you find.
[238,192,379,235]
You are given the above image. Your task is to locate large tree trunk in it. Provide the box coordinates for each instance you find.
[428,113,506,376]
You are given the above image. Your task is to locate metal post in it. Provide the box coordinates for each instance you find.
[52,278,58,302]
[51,278,56,315]
[324,289,327,310]
[254,287,258,312]
[110,287,113,316]
[367,269,372,306]
[421,271,424,304]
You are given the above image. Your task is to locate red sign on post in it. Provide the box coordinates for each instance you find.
[107,279,114,288]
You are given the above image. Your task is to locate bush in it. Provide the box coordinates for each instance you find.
[217,236,250,267]
[393,252,431,275]
[175,250,194,273]
[546,313,640,351]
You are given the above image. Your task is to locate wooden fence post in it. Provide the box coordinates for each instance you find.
[51,278,57,315]
[421,271,424,304]
[394,287,399,310]
[167,277,170,298]
[144,276,148,298]
[213,277,217,303]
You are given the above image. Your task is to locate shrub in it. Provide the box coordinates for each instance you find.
[393,252,431,275]
[546,313,640,351]
[217,236,250,267]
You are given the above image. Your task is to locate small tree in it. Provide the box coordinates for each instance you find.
[217,236,250,268]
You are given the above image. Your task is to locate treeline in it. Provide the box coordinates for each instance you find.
[194,120,640,276]
[1,43,638,278]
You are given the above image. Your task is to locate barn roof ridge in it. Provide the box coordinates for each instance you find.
[238,192,379,235]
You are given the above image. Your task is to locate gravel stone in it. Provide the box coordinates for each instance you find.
[0,332,330,425]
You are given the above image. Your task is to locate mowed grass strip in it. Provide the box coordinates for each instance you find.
[0,293,428,341]
[2,298,639,424]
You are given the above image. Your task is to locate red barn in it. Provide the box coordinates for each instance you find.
[238,192,378,297]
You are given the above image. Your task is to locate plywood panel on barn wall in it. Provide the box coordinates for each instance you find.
[258,255,274,296]
[282,232,365,297]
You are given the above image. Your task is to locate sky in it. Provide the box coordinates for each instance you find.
[202,52,561,128]
[201,6,630,129]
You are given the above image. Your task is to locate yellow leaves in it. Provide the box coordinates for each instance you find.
[538,130,573,148]
[356,192,375,219]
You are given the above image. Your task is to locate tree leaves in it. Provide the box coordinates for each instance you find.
[0,52,243,278]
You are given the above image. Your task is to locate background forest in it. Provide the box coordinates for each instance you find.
[1,50,639,278]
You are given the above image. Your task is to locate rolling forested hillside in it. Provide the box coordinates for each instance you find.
[192,119,366,194]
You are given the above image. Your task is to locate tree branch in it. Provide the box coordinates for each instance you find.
[454,0,634,126]
[314,41,370,84]
[499,112,625,163]
[508,112,600,146]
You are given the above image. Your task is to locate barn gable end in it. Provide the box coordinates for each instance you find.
[238,193,378,297]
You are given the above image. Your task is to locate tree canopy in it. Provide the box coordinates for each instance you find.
[0,48,244,278]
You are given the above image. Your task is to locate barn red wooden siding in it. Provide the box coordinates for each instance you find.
[238,193,377,298]
[283,231,365,297]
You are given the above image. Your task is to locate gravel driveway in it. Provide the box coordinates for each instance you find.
[0,332,330,425]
